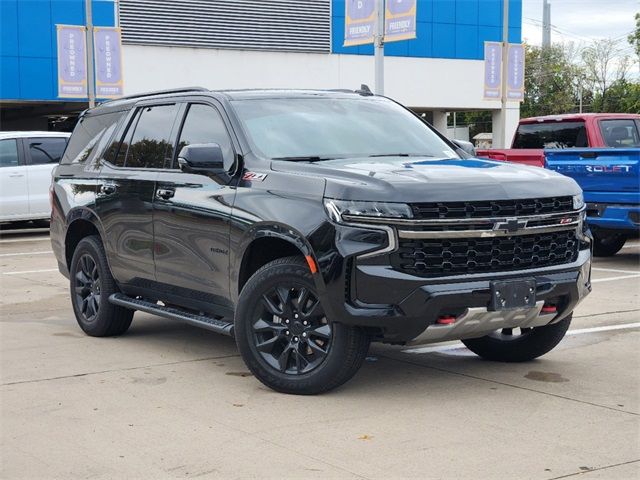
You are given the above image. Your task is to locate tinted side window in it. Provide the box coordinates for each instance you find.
[0,139,19,168]
[600,119,640,148]
[63,111,125,164]
[123,104,179,169]
[27,137,68,165]
[176,104,234,169]
[513,121,588,149]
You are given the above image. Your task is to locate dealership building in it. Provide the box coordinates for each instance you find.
[0,0,523,145]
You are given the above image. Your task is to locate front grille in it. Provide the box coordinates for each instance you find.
[392,230,579,277]
[410,197,574,220]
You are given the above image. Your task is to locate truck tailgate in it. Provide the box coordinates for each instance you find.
[544,148,640,202]
[475,149,545,167]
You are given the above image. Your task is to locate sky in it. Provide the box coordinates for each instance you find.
[521,0,638,54]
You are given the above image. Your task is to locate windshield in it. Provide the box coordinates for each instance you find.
[230,97,459,160]
[512,121,588,149]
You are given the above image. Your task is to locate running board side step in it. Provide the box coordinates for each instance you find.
[109,293,234,336]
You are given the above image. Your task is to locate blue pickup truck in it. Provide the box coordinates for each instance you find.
[545,148,640,256]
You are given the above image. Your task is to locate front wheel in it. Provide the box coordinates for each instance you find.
[592,232,626,257]
[462,315,572,362]
[235,256,370,395]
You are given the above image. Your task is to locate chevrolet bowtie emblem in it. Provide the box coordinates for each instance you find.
[494,218,527,232]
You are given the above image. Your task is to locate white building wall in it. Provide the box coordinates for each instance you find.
[121,45,519,140]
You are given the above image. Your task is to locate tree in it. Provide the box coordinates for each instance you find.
[521,43,581,117]
[592,79,640,113]
[628,13,640,60]
[582,39,632,109]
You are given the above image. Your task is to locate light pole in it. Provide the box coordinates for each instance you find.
[374,0,385,95]
[85,0,96,108]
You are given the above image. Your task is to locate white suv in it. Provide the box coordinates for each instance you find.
[0,131,70,223]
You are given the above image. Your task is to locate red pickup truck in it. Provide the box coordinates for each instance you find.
[476,113,640,167]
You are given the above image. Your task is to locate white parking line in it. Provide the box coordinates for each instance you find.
[2,268,59,275]
[0,237,50,244]
[403,321,640,354]
[622,243,640,249]
[591,274,640,283]
[0,251,53,257]
[592,267,640,275]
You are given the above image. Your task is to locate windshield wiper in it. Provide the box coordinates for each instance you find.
[271,156,337,162]
[367,153,434,158]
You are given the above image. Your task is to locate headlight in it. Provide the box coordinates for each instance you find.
[324,199,413,223]
[573,193,585,210]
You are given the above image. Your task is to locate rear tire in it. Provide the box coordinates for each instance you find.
[235,256,370,395]
[462,315,572,362]
[69,235,133,337]
[592,232,626,257]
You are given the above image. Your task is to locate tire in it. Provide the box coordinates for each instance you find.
[69,235,133,337]
[235,256,370,395]
[592,232,626,257]
[462,315,572,362]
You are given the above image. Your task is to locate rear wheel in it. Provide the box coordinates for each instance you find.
[235,256,370,395]
[592,232,626,257]
[462,315,572,362]
[70,235,133,336]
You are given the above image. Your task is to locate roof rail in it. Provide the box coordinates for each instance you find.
[99,87,209,105]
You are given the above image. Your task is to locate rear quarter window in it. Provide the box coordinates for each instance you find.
[27,137,68,165]
[62,110,126,164]
[599,119,640,148]
[512,121,588,149]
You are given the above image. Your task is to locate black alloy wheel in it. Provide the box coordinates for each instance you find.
[69,235,133,337]
[74,253,102,322]
[252,285,332,375]
[235,256,370,395]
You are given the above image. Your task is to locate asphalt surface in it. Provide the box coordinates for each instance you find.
[1,228,639,480]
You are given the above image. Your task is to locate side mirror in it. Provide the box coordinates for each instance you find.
[177,143,225,172]
[451,139,476,157]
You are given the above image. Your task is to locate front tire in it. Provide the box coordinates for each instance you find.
[235,256,370,395]
[462,315,572,362]
[70,235,133,337]
[592,232,626,257]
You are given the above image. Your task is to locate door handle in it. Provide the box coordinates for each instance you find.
[9,174,24,178]
[156,188,175,200]
[100,184,117,195]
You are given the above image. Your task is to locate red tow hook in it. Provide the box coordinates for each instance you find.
[436,315,457,325]
[541,305,557,314]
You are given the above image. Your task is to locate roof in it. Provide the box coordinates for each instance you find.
[520,113,640,124]
[473,132,493,140]
[95,87,374,111]
[0,131,71,140]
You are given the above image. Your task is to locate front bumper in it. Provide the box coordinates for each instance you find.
[319,223,592,344]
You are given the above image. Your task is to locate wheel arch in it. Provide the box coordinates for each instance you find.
[235,224,319,296]
[64,208,106,270]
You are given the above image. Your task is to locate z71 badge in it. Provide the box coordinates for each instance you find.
[242,171,268,182]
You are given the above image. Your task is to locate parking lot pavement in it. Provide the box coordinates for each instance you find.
[1,231,639,480]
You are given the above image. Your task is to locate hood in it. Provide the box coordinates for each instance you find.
[271,156,581,203]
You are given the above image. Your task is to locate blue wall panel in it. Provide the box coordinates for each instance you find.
[17,1,52,57]
[331,0,522,60]
[0,56,20,99]
[433,0,456,24]
[1,0,19,57]
[456,0,479,26]
[1,0,115,101]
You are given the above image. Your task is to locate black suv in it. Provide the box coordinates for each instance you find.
[51,87,592,394]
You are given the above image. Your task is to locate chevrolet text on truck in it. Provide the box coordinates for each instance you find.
[51,88,592,394]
